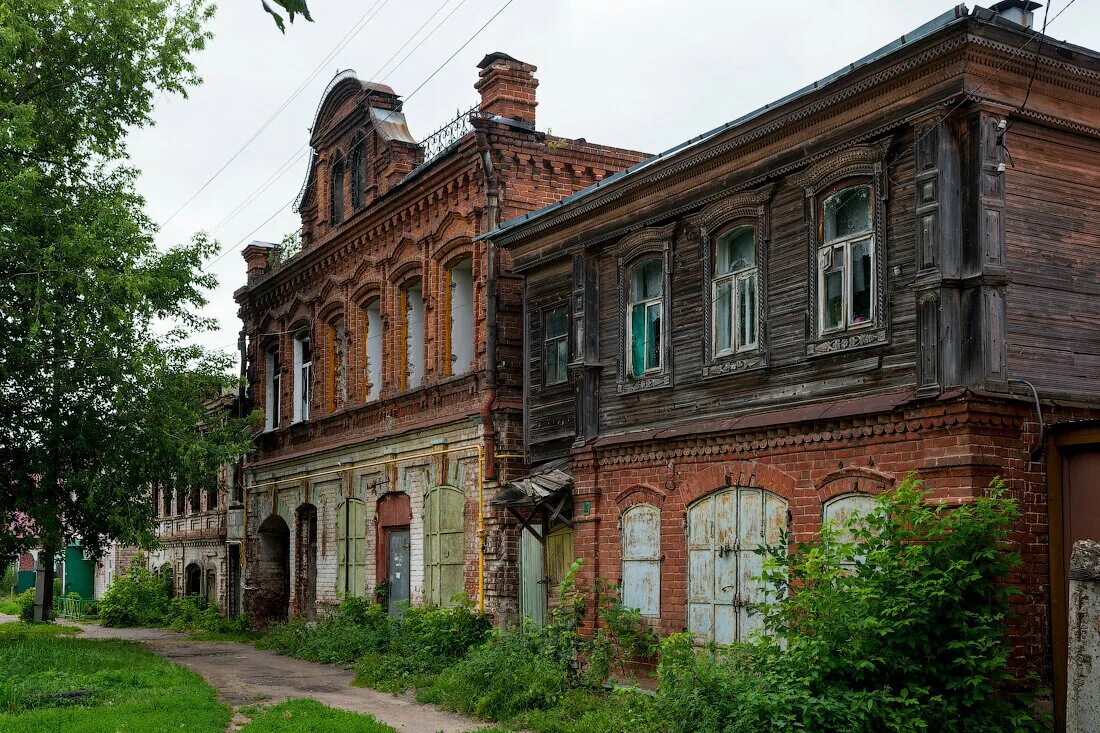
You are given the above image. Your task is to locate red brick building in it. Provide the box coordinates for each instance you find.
[485,4,1100,725]
[234,54,645,623]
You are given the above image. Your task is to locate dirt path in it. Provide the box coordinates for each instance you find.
[62,621,487,733]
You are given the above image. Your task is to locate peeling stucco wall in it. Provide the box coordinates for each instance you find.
[1067,539,1100,733]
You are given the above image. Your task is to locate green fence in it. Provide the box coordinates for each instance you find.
[54,597,91,619]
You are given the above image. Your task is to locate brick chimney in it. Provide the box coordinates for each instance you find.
[475,52,538,127]
[241,241,276,282]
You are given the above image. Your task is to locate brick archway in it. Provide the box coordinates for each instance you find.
[677,460,799,509]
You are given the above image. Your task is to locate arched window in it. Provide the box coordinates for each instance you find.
[713,225,758,355]
[361,299,383,401]
[293,330,312,422]
[447,258,474,376]
[264,342,281,431]
[819,184,873,333]
[402,281,424,390]
[331,157,346,224]
[627,258,664,377]
[823,492,878,570]
[327,316,347,412]
[621,504,660,616]
[350,144,364,209]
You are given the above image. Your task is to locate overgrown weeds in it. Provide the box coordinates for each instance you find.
[99,563,248,635]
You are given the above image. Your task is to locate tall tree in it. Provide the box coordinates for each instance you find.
[0,0,253,619]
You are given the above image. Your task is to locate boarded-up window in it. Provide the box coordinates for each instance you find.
[687,487,787,644]
[403,282,424,390]
[448,258,474,376]
[336,499,367,597]
[823,492,878,569]
[621,504,660,617]
[362,299,382,401]
[424,485,465,606]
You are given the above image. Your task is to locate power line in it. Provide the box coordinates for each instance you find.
[205,0,467,239]
[206,0,519,271]
[159,0,392,228]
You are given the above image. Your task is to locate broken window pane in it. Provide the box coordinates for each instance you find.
[631,258,662,301]
[850,238,873,324]
[716,226,755,275]
[628,257,663,377]
[738,274,756,348]
[544,306,569,386]
[824,185,871,241]
[631,302,647,377]
[824,267,844,331]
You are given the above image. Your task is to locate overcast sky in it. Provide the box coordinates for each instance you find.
[128,0,1100,362]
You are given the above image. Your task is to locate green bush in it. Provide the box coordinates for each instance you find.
[17,589,34,623]
[260,597,390,663]
[641,476,1048,733]
[354,600,491,691]
[99,565,171,627]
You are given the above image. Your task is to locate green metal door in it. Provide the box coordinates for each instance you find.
[63,545,94,599]
[335,499,367,597]
[424,485,465,606]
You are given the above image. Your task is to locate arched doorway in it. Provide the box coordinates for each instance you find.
[424,485,465,607]
[257,514,291,621]
[185,563,201,596]
[687,487,787,644]
[375,492,411,615]
[295,504,318,618]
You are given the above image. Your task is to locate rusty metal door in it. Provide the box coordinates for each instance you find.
[688,487,786,644]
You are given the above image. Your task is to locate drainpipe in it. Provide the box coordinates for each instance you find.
[475,127,499,482]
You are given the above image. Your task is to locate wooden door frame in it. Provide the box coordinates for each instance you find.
[1047,423,1100,729]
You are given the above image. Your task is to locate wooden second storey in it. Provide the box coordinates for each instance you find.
[487,5,1100,463]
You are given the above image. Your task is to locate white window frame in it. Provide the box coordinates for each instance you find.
[817,185,875,336]
[626,259,664,378]
[292,331,312,423]
[712,226,759,357]
[543,305,569,387]
[264,344,280,431]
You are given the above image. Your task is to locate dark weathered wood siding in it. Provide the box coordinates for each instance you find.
[523,259,575,462]
[587,132,920,436]
[1004,122,1100,399]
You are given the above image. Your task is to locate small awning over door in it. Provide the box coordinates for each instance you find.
[490,457,572,509]
[491,458,573,544]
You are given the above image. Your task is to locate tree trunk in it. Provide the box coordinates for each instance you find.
[33,542,57,622]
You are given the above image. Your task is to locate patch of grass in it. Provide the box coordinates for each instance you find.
[238,699,397,732]
[0,621,229,732]
[0,596,22,616]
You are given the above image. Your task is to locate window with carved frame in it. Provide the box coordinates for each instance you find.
[616,225,673,394]
[691,185,772,376]
[793,140,890,357]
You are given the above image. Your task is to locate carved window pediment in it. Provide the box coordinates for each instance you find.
[688,185,774,378]
[795,139,891,358]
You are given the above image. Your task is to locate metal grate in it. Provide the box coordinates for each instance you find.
[418,104,479,166]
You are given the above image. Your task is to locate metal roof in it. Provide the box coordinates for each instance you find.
[480,4,973,242]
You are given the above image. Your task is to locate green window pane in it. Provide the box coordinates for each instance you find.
[850,238,872,324]
[738,275,756,348]
[714,279,733,353]
[646,303,662,370]
[545,307,568,339]
[631,303,647,377]
[824,185,872,241]
[716,227,755,275]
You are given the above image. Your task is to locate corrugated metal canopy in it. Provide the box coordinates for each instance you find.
[491,457,572,509]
